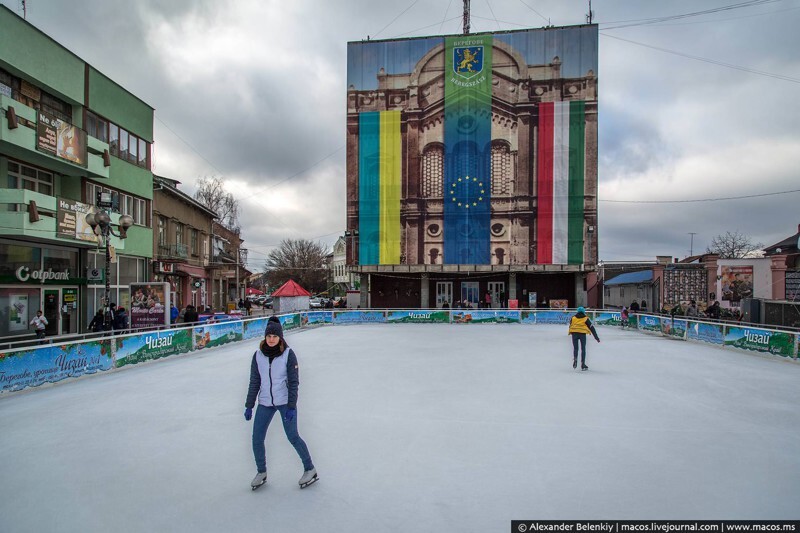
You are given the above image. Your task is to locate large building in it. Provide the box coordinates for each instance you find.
[346,25,598,309]
[0,6,153,339]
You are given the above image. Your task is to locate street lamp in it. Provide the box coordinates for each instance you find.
[85,208,134,330]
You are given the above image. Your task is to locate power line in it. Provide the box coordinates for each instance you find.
[600,188,800,204]
[516,0,549,24]
[598,0,783,30]
[600,33,800,84]
[372,0,421,39]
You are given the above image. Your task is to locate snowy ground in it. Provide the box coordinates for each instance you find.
[1,324,798,532]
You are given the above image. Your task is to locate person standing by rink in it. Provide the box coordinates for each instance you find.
[244,316,317,490]
[568,306,600,371]
[29,310,48,342]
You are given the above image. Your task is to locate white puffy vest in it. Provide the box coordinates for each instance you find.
[256,348,290,407]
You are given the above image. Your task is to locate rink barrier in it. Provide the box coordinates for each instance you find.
[1,309,797,395]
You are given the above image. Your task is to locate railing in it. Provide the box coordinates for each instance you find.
[157,243,188,260]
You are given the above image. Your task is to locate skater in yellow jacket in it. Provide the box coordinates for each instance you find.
[568,307,600,371]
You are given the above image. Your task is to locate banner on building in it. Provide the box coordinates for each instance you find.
[720,266,754,302]
[36,111,87,167]
[57,198,100,243]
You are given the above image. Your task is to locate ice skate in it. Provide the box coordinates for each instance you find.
[299,468,318,489]
[581,364,589,371]
[573,358,577,369]
[251,471,267,490]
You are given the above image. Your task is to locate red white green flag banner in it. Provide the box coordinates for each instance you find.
[536,100,586,265]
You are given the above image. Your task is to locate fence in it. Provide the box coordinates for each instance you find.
[1,309,797,395]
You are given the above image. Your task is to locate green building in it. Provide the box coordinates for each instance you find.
[0,6,153,340]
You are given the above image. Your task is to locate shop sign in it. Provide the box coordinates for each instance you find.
[15,266,70,284]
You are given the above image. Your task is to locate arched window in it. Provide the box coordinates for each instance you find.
[421,144,444,197]
[490,142,512,196]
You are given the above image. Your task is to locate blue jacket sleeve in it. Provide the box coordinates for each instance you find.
[286,349,299,409]
[245,352,260,408]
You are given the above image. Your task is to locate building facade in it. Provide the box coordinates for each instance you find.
[346,25,599,309]
[152,176,217,311]
[0,6,153,339]
[211,221,250,311]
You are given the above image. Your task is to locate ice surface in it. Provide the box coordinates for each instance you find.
[1,324,798,531]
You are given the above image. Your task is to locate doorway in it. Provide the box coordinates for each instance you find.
[461,282,479,308]
[487,282,505,308]
[436,282,453,308]
[42,287,80,337]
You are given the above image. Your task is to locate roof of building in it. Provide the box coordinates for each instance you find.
[604,270,653,286]
[764,224,800,255]
[272,279,312,297]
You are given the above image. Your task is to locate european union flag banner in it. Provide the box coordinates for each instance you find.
[359,111,402,264]
[444,35,492,264]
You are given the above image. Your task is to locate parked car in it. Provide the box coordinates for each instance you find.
[309,297,323,309]
[263,297,273,309]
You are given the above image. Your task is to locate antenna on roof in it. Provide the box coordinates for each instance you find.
[21,0,28,19]
[463,0,470,35]
[586,0,594,24]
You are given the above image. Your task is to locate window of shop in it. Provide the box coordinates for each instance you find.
[0,242,41,280]
[43,248,78,275]
[86,253,146,317]
[0,287,42,339]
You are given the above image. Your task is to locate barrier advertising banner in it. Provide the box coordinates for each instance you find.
[0,340,112,392]
[334,311,387,325]
[451,310,520,324]
[243,318,269,340]
[301,311,334,326]
[661,318,688,339]
[593,312,621,326]
[724,326,795,358]
[687,322,724,345]
[279,313,302,331]
[115,330,192,367]
[534,311,573,325]
[387,310,449,323]
[638,315,662,333]
[520,311,537,324]
[194,322,243,350]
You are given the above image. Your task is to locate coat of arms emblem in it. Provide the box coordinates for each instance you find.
[453,46,483,79]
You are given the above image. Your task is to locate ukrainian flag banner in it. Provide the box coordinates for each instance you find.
[443,35,492,264]
[358,110,402,264]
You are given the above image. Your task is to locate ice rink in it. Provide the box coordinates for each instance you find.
[1,324,798,532]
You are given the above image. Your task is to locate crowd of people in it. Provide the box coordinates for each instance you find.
[620,298,743,323]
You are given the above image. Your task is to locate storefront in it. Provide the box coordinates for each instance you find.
[0,240,83,339]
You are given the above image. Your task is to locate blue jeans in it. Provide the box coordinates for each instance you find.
[571,333,587,364]
[252,404,313,473]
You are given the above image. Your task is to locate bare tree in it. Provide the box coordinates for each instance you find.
[706,231,764,258]
[194,176,240,231]
[265,239,330,294]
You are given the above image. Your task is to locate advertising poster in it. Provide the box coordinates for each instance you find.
[115,330,192,367]
[720,266,754,302]
[56,198,100,243]
[0,341,112,393]
[520,311,537,324]
[9,294,29,332]
[687,322,724,345]
[534,311,573,325]
[387,310,449,323]
[549,300,569,309]
[593,312,621,327]
[451,310,520,324]
[724,327,795,358]
[638,315,662,333]
[36,111,87,167]
[242,318,268,340]
[129,283,169,329]
[193,322,243,350]
[333,311,387,325]
[661,318,688,339]
[301,311,334,326]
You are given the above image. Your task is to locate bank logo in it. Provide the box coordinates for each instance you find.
[453,46,483,79]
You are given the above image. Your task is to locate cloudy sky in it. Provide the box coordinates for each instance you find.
[4,0,799,269]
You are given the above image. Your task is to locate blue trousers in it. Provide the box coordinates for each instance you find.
[252,404,314,473]
[571,333,587,364]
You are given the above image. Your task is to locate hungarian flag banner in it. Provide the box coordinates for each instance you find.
[358,110,402,264]
[536,100,586,265]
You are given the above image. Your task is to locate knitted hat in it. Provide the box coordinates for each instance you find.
[265,316,283,338]
[577,306,586,314]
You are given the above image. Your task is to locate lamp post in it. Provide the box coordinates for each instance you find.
[85,208,134,330]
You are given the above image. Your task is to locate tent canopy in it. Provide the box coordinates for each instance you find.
[246,287,264,295]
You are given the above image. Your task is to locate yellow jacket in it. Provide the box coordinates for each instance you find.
[568,315,599,340]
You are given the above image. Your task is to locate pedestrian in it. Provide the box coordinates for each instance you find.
[244,298,253,316]
[620,307,629,329]
[568,306,600,371]
[88,310,105,333]
[113,306,129,332]
[29,310,48,342]
[484,291,491,309]
[706,300,721,320]
[183,305,199,324]
[244,316,317,490]
[685,300,699,318]
[170,304,180,324]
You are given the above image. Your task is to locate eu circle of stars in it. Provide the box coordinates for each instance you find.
[450,175,486,209]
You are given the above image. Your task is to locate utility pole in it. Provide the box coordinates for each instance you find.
[463,0,470,34]
[688,232,697,257]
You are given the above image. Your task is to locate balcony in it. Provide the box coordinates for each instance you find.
[158,243,189,260]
